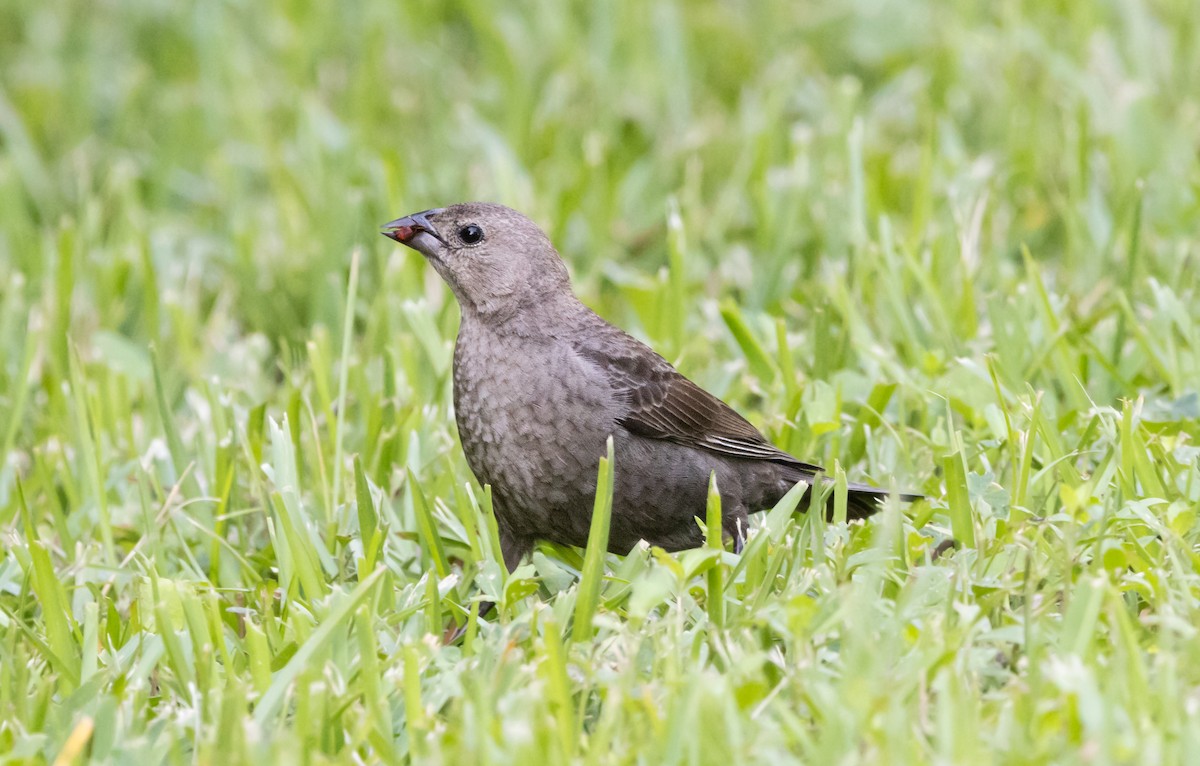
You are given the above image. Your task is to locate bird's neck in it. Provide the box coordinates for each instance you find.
[458,290,590,340]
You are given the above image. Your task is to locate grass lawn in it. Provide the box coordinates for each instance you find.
[2,0,1199,762]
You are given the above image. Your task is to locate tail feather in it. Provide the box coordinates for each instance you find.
[846,480,923,503]
[767,463,922,521]
[844,483,922,520]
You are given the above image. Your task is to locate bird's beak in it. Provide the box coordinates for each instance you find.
[381,209,446,246]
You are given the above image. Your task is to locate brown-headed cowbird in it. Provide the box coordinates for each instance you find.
[382,203,918,571]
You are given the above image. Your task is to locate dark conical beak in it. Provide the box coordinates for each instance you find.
[381,209,445,245]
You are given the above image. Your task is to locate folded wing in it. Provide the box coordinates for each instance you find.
[573,331,824,475]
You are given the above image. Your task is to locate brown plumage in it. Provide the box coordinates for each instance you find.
[382,202,919,570]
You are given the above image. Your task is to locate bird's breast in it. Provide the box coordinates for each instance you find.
[451,324,617,530]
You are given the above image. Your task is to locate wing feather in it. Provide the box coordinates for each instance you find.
[573,331,824,474]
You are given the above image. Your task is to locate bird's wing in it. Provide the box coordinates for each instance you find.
[572,329,825,473]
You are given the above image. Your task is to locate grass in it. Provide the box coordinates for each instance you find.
[2,0,1199,762]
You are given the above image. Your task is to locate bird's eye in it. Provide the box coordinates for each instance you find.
[458,224,484,245]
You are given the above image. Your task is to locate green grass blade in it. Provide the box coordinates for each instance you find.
[719,300,778,383]
[407,468,450,579]
[353,455,380,573]
[942,448,976,549]
[704,472,725,629]
[573,437,615,643]
[150,345,199,500]
[330,248,361,540]
[541,615,577,760]
[26,544,81,687]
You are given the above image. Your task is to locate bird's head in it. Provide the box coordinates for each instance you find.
[381,202,571,319]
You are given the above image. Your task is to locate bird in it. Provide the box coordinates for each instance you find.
[381,202,918,572]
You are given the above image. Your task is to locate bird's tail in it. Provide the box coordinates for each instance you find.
[843,481,922,520]
[758,461,916,523]
[771,464,921,520]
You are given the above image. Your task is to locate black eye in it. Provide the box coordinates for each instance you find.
[458,224,484,244]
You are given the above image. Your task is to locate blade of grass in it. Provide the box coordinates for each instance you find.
[541,615,577,760]
[704,472,725,629]
[573,437,614,643]
[407,468,450,579]
[150,345,200,501]
[943,447,975,549]
[719,300,778,383]
[402,643,426,760]
[354,456,381,574]
[68,345,114,564]
[330,248,361,541]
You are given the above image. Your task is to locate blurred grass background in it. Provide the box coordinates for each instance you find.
[2,0,1199,763]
